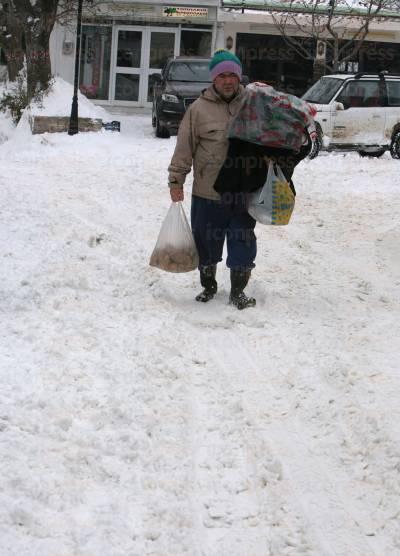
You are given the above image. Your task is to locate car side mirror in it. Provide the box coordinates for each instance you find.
[334,101,345,111]
[241,74,250,86]
[151,73,162,83]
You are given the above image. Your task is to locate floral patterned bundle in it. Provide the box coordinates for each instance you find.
[228,82,317,152]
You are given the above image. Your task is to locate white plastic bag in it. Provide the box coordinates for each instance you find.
[149,202,199,273]
[248,161,295,225]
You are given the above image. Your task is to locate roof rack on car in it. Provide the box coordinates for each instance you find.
[354,71,400,80]
[354,72,379,79]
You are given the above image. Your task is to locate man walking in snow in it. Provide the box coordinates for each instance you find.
[168,49,257,310]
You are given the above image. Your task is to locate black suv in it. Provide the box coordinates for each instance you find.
[151,56,212,138]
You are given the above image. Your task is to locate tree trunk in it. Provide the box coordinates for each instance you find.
[332,39,339,72]
[313,59,326,82]
[4,35,24,81]
[4,53,24,83]
[13,0,59,101]
[0,8,25,81]
[25,32,52,99]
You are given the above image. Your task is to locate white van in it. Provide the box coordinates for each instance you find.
[302,72,400,159]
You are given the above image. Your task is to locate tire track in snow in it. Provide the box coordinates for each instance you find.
[181,323,312,556]
[184,336,270,555]
[247,307,400,554]
[201,326,382,556]
[104,310,202,556]
[280,340,400,555]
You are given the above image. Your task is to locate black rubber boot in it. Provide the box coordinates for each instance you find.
[196,265,217,302]
[229,269,256,310]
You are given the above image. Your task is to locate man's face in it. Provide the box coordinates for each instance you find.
[213,72,240,100]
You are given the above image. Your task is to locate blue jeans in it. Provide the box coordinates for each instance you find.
[191,195,257,270]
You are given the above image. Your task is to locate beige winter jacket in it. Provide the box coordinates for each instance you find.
[168,85,246,201]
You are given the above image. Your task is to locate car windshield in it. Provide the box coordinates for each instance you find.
[167,61,211,82]
[302,77,343,104]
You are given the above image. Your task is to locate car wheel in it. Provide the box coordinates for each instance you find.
[390,131,400,159]
[151,105,156,128]
[358,149,385,158]
[155,112,170,139]
[308,126,322,159]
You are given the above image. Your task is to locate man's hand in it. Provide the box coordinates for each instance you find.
[170,187,184,202]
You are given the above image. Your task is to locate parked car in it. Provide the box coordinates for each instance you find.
[302,72,400,159]
[151,56,212,138]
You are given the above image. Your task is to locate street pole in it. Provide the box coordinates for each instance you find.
[68,0,84,135]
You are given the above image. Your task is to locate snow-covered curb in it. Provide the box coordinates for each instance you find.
[0,77,111,145]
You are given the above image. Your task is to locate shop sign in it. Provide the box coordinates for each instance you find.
[163,6,208,17]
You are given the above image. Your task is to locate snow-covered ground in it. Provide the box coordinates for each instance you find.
[0,108,399,556]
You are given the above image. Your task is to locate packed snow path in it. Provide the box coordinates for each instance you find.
[0,115,399,556]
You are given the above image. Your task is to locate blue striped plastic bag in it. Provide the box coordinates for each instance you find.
[247,161,295,225]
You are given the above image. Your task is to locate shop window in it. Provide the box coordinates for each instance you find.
[338,61,359,73]
[115,74,139,102]
[150,32,175,69]
[180,30,211,57]
[236,33,314,96]
[80,25,112,100]
[117,31,142,68]
[327,41,400,75]
[360,41,400,74]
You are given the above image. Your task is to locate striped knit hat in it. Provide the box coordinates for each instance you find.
[209,49,242,81]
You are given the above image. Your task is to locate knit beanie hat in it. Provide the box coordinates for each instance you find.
[209,49,242,81]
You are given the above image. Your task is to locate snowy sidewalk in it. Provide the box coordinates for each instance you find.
[0,115,399,556]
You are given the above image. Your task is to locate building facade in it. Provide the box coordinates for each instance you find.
[219,9,400,96]
[50,1,222,107]
[49,1,400,106]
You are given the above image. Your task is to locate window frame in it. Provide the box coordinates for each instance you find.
[334,79,387,109]
[386,80,400,107]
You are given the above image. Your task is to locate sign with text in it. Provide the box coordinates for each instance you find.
[163,6,208,17]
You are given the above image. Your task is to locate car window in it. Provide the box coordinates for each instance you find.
[387,81,400,107]
[302,77,343,104]
[336,81,383,109]
[167,61,211,82]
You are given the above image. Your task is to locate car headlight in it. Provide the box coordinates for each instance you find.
[162,93,179,103]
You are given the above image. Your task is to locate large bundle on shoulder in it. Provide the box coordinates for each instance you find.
[214,82,316,226]
[228,82,316,152]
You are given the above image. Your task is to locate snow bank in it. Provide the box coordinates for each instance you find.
[0,77,111,145]
[0,109,15,145]
[0,82,16,144]
[30,77,109,120]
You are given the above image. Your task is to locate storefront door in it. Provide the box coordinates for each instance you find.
[147,28,179,104]
[112,26,179,106]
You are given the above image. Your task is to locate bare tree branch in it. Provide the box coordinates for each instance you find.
[267,0,396,74]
